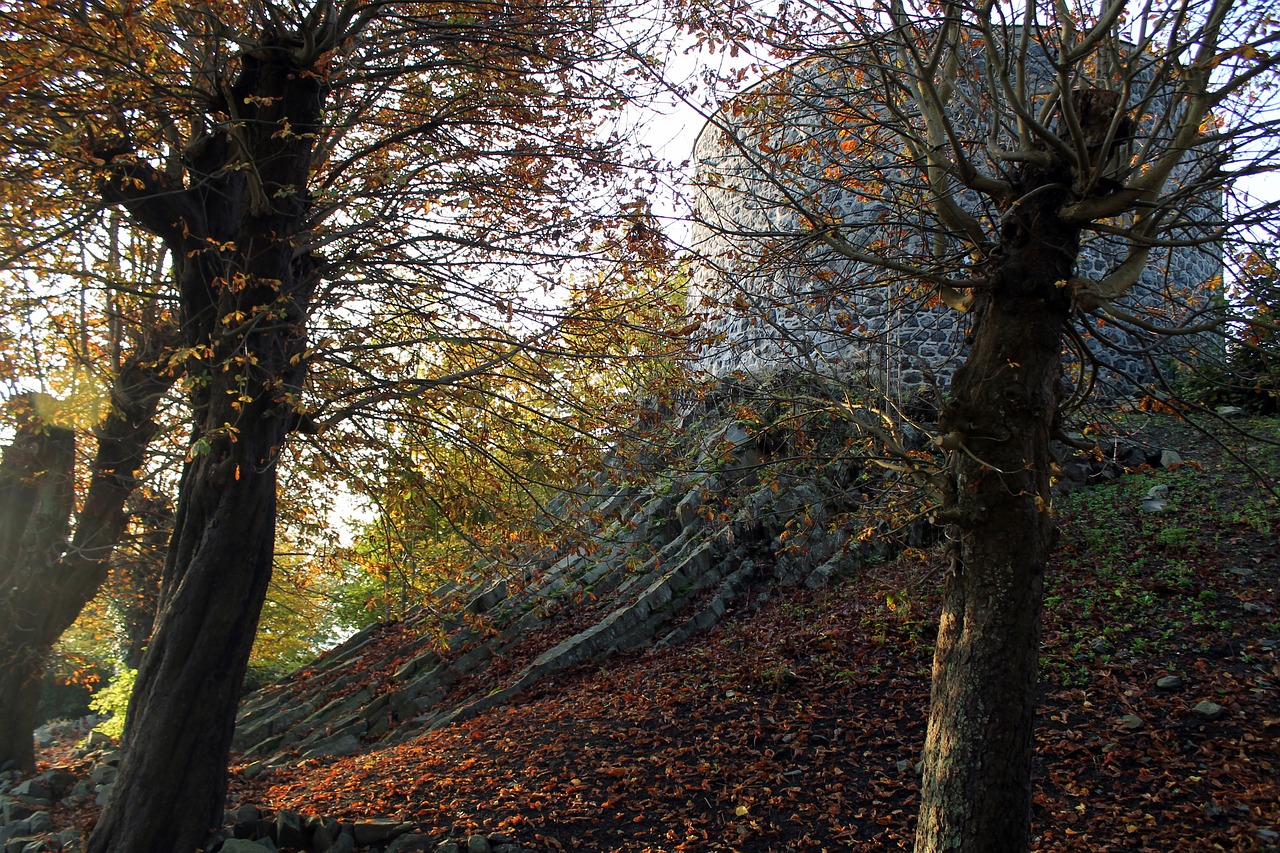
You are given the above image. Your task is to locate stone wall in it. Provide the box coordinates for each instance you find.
[687,40,1223,399]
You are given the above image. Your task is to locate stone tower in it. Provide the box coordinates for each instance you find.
[686,44,1223,403]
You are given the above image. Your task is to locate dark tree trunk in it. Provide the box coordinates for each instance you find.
[0,396,75,772]
[0,339,176,772]
[914,162,1079,852]
[85,41,324,853]
[84,438,282,852]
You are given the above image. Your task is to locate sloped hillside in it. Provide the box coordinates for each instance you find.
[6,401,1274,853]
[222,413,1278,852]
[232,378,914,769]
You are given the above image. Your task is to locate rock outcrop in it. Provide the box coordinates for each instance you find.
[233,378,912,768]
[232,378,1188,773]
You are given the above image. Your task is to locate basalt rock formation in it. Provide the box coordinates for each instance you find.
[232,377,1183,773]
[233,377,918,768]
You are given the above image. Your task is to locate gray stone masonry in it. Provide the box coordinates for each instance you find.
[687,40,1223,399]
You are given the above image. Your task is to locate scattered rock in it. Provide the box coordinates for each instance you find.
[1155,675,1185,690]
[385,834,435,853]
[234,805,262,825]
[9,781,52,808]
[311,817,342,851]
[24,814,51,835]
[1229,567,1256,578]
[1243,601,1274,615]
[466,835,490,853]
[275,809,306,850]
[1118,714,1144,731]
[81,731,114,749]
[1215,405,1247,418]
[321,830,355,853]
[1139,484,1170,512]
[35,772,76,801]
[50,829,83,851]
[1191,700,1225,721]
[352,819,409,845]
[298,734,362,762]
[1159,449,1182,468]
[89,764,117,787]
[0,798,34,824]
[221,840,274,853]
[0,819,32,846]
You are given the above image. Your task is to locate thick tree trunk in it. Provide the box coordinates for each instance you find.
[0,397,74,771]
[85,42,324,853]
[0,657,44,772]
[914,167,1078,852]
[84,440,282,852]
[0,341,175,773]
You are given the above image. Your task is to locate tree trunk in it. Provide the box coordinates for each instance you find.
[0,396,74,771]
[914,166,1078,852]
[0,344,175,772]
[85,42,324,853]
[84,438,283,852]
[0,659,44,773]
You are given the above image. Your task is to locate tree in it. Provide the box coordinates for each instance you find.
[0,1,670,850]
[110,490,173,670]
[679,1,1280,849]
[0,395,74,770]
[331,275,688,628]
[0,141,183,765]
[0,313,176,771]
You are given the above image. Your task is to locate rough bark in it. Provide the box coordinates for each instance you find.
[0,396,75,772]
[914,162,1078,852]
[85,41,324,853]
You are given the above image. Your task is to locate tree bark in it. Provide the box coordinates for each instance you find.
[914,163,1078,852]
[84,438,283,852]
[0,396,74,772]
[85,41,324,853]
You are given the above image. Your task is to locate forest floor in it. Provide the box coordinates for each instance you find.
[42,415,1280,852]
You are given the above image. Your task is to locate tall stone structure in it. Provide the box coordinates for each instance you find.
[686,44,1223,401]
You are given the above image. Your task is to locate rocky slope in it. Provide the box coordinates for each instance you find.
[230,380,1190,775]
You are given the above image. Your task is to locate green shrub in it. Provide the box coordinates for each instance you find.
[89,666,137,742]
